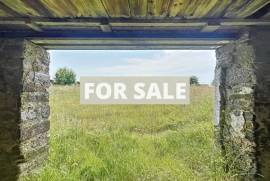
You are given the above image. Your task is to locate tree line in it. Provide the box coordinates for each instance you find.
[53,68,200,85]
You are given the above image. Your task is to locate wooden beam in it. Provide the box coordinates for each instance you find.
[0,17,269,34]
[201,22,221,32]
[20,31,236,50]
[221,20,270,26]
[100,24,112,32]
[201,25,221,32]
[100,19,112,32]
[31,38,231,45]
[0,17,270,28]
[0,30,237,41]
[42,44,219,50]
[22,19,43,32]
[25,21,43,32]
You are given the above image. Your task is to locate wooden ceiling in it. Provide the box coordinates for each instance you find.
[0,0,269,18]
[0,0,270,49]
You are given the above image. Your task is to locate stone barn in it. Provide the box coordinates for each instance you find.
[0,0,269,180]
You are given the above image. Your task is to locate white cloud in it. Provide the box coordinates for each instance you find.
[96,50,216,84]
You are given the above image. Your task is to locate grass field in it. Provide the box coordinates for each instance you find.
[26,85,235,181]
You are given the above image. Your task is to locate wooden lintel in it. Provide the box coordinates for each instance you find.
[42,44,219,50]
[30,38,231,46]
[25,32,234,49]
[25,20,43,32]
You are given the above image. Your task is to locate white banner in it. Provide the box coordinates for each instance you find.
[80,76,190,104]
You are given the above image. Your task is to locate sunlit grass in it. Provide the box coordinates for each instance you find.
[26,85,235,181]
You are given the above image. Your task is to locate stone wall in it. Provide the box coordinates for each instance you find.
[0,39,50,180]
[215,28,270,180]
[0,29,269,180]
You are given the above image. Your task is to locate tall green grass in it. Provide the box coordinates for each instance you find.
[26,85,235,181]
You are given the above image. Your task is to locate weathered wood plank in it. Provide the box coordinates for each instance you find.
[25,20,43,32]
[168,0,185,17]
[201,23,221,32]
[40,0,108,17]
[169,0,270,18]
[205,0,233,18]
[43,45,219,50]
[0,0,268,19]
[40,0,78,17]
[112,26,202,31]
[3,29,236,39]
[0,8,9,17]
[225,0,270,18]
[71,0,108,17]
[0,1,23,17]
[31,38,231,45]
[148,0,171,17]
[36,22,100,27]
[129,0,148,17]
[221,20,270,26]
[192,0,221,18]
[99,24,112,32]
[181,0,203,19]
[110,19,206,27]
[31,38,230,50]
[238,0,270,18]
[101,0,130,17]
[39,25,100,31]
[0,0,39,16]
[224,0,245,18]
[100,19,112,32]
[1,17,270,27]
[169,0,201,18]
[20,0,54,17]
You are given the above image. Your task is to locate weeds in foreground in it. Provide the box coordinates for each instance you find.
[25,86,235,181]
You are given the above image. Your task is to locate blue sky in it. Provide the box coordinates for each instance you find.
[49,50,216,84]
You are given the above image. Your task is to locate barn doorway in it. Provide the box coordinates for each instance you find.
[24,50,235,180]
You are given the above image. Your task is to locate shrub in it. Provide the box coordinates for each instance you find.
[190,76,199,85]
[54,67,76,85]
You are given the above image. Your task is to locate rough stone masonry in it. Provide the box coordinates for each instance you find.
[215,28,270,180]
[0,28,269,181]
[0,39,50,180]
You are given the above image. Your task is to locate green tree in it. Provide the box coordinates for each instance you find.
[54,67,76,85]
[190,76,199,85]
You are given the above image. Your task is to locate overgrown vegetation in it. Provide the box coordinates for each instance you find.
[54,67,76,85]
[25,85,235,181]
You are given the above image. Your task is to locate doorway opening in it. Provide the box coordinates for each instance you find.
[28,50,233,180]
